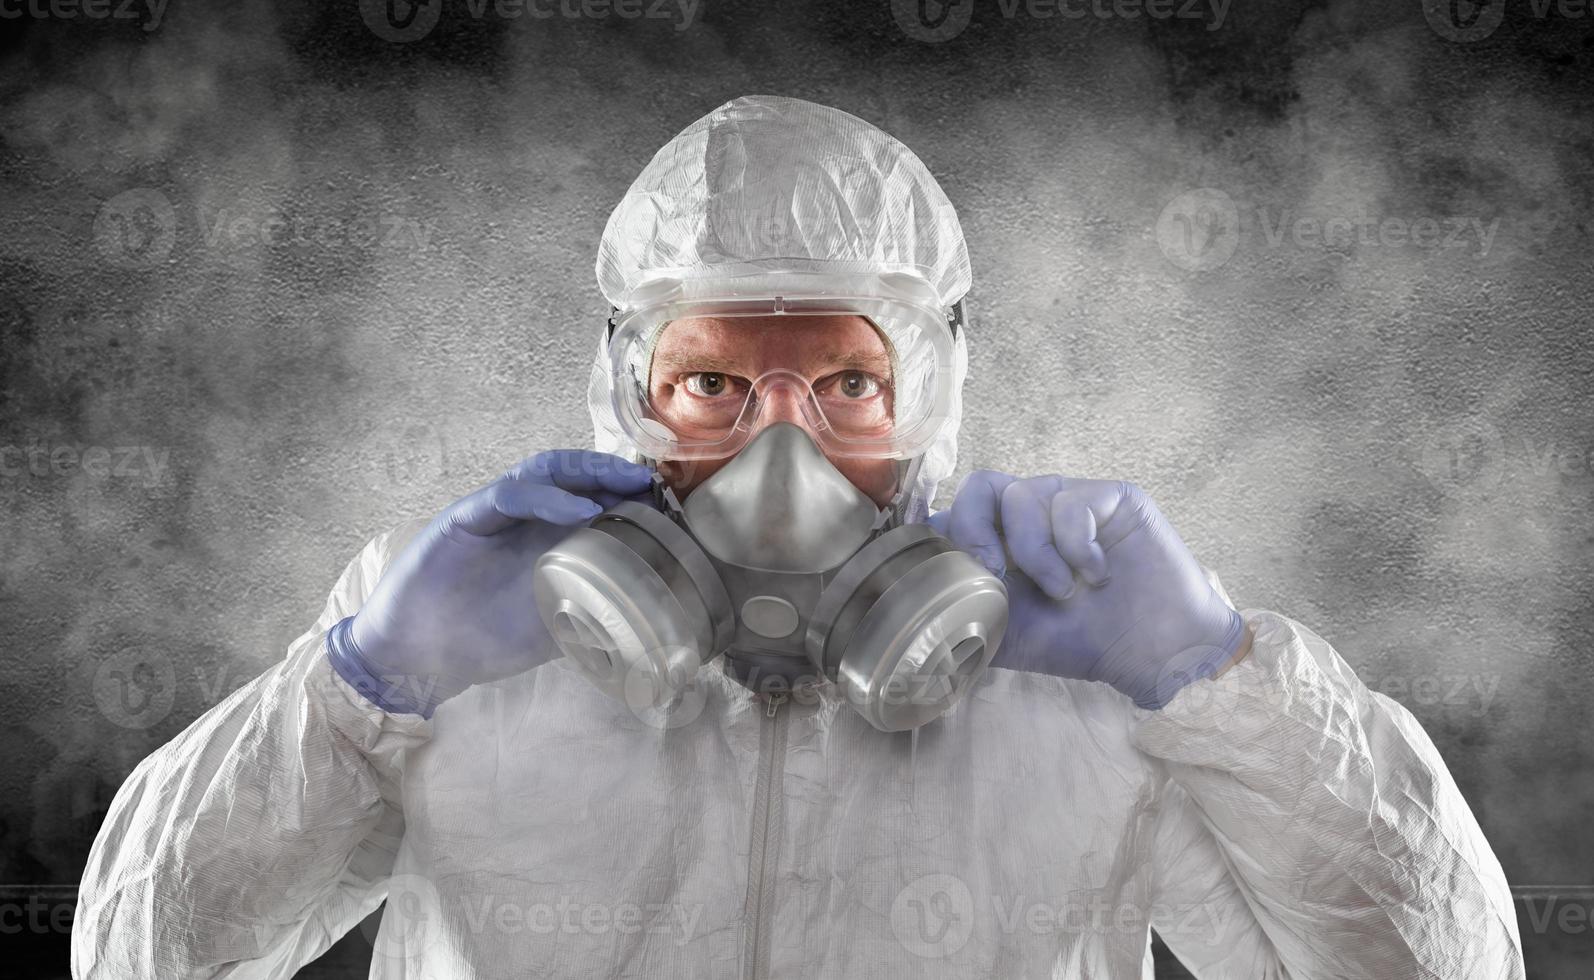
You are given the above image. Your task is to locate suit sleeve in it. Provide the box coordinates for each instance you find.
[72,523,431,980]
[1138,608,1524,980]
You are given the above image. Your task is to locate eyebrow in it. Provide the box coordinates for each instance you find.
[651,347,892,376]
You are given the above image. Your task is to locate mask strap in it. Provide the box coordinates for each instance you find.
[649,470,684,519]
[885,454,929,529]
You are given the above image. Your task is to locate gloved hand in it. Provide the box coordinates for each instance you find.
[326,450,656,717]
[928,472,1247,710]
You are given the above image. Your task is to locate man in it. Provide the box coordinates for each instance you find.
[73,96,1524,978]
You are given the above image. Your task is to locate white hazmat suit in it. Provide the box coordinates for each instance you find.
[73,96,1524,979]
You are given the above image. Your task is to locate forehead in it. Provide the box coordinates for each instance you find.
[649,314,892,376]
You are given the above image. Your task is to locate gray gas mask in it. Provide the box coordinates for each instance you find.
[532,423,1008,731]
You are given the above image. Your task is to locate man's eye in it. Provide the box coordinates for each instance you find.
[831,371,882,399]
[685,373,739,397]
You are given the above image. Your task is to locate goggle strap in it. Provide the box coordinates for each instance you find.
[606,300,965,341]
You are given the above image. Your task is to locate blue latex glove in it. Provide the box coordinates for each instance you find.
[928,472,1246,710]
[326,450,655,717]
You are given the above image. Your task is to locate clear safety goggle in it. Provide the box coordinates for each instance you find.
[606,296,962,462]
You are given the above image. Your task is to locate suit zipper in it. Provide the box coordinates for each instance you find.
[743,693,788,980]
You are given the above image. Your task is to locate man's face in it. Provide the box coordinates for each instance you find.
[646,314,901,505]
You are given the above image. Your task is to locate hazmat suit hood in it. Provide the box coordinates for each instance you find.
[586,95,973,513]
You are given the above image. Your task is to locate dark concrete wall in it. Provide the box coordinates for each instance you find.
[2,1,1590,976]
